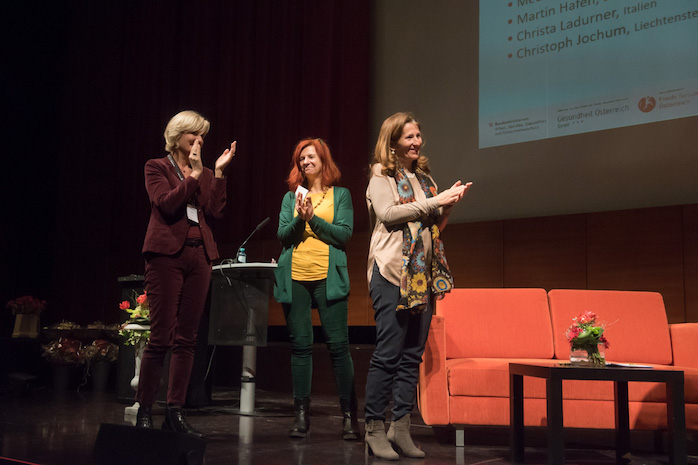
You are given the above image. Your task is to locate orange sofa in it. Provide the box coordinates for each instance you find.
[417,288,698,446]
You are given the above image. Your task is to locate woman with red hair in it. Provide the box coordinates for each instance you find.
[274,138,358,440]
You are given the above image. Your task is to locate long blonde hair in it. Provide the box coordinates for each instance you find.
[371,112,430,176]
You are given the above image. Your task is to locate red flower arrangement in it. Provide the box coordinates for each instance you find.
[566,311,609,365]
[42,337,86,365]
[6,296,46,315]
[118,291,151,346]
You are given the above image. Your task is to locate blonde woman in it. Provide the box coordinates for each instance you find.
[136,110,236,437]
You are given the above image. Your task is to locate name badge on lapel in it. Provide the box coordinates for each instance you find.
[187,205,199,224]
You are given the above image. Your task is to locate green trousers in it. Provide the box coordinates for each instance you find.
[283,279,355,401]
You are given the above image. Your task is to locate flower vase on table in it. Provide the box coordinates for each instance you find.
[566,311,609,367]
[569,342,607,366]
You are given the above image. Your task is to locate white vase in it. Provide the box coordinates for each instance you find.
[569,342,606,366]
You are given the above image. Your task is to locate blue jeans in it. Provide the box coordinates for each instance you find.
[364,264,433,421]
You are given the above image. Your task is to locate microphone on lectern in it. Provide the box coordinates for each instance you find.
[234,217,271,262]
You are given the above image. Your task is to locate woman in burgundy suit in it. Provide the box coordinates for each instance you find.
[135,110,236,437]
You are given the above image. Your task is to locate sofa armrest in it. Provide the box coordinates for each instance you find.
[418,314,450,425]
[670,323,698,369]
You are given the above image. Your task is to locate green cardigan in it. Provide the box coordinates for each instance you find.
[273,186,353,304]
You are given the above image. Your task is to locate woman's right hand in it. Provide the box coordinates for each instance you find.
[295,193,314,221]
[189,139,204,178]
[436,180,472,207]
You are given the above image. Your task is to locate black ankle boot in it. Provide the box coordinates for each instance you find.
[340,397,360,440]
[135,405,153,429]
[289,398,310,438]
[162,405,205,439]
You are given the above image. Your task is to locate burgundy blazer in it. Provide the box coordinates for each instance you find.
[142,156,227,261]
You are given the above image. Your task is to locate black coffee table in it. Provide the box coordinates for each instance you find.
[509,362,686,464]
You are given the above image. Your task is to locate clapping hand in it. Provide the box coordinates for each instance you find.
[435,180,472,232]
[215,141,236,178]
[295,193,314,221]
[189,139,204,177]
[436,180,472,207]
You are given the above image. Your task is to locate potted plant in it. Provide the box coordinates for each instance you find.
[6,295,46,338]
[41,337,86,390]
[84,339,119,391]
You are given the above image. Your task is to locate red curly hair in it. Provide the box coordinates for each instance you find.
[286,138,342,191]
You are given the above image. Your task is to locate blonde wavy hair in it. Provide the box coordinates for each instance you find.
[163,110,211,154]
[371,111,430,176]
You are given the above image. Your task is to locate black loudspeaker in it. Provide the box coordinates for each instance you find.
[93,423,206,465]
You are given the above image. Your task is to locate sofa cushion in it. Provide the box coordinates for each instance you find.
[548,290,673,365]
[447,358,554,398]
[670,323,698,369]
[436,288,553,359]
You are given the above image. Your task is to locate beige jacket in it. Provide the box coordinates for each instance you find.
[366,164,443,287]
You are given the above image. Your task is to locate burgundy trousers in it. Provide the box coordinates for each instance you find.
[136,244,211,406]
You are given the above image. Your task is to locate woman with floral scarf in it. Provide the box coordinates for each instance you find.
[364,112,471,460]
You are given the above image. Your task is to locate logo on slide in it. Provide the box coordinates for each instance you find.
[638,96,656,113]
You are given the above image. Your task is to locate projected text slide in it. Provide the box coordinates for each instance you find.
[479,0,698,148]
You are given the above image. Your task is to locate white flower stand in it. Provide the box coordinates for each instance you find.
[122,325,149,420]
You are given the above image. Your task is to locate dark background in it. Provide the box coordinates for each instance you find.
[2,1,370,330]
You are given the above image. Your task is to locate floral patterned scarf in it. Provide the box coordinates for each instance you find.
[393,167,454,312]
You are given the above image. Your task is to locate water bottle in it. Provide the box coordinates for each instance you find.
[237,247,247,263]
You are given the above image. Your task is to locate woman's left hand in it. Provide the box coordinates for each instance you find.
[215,141,236,178]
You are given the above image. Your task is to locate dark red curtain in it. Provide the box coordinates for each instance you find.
[4,1,369,327]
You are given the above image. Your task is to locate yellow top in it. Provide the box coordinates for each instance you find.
[292,187,335,281]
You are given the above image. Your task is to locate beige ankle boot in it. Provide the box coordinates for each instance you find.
[365,419,399,461]
[387,415,425,458]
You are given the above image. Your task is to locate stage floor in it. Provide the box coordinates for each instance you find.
[2,385,697,465]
